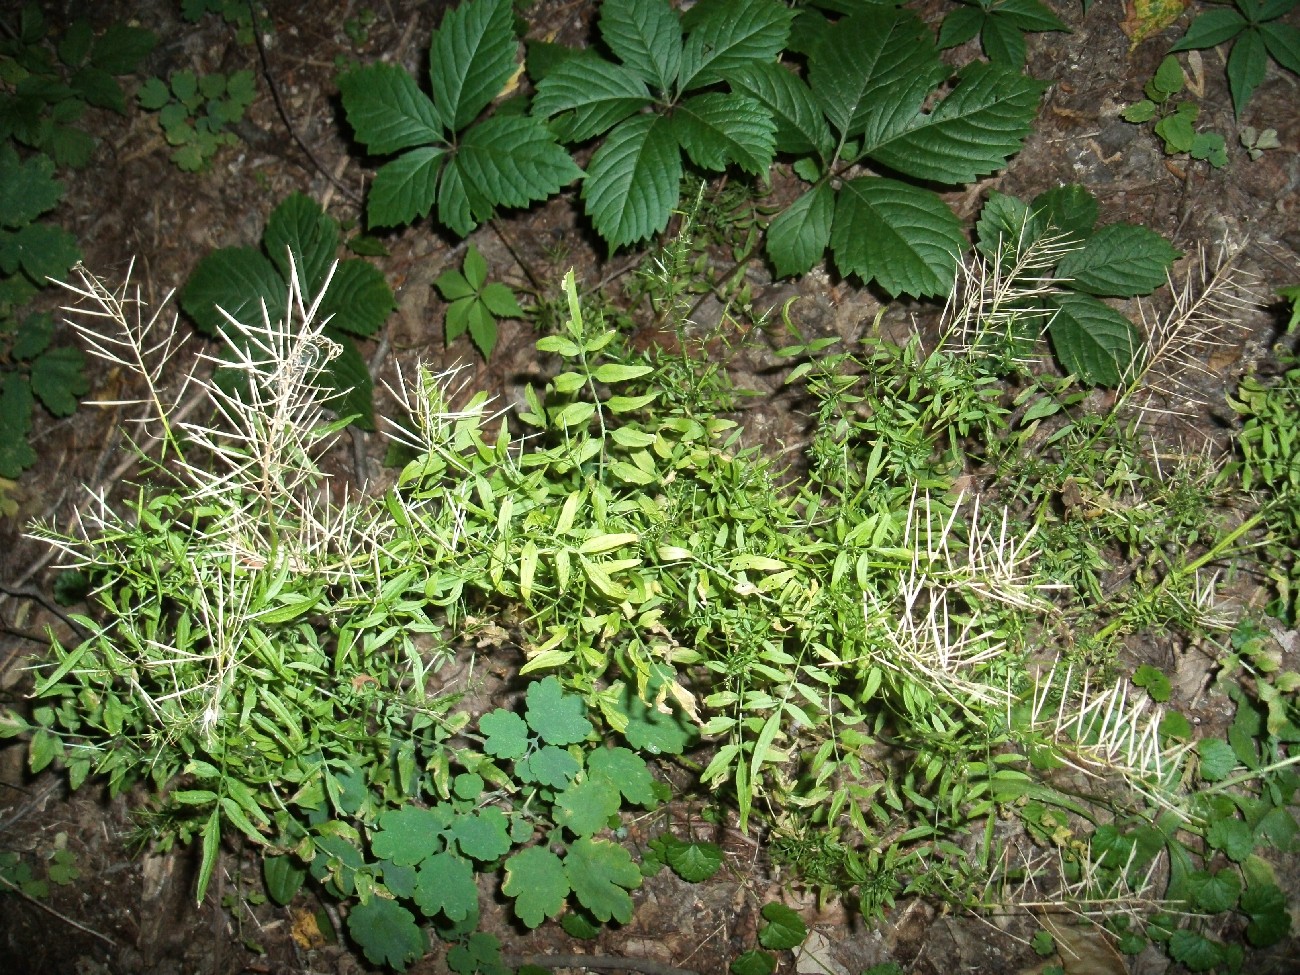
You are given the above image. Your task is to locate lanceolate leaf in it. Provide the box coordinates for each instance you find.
[1261,22,1300,76]
[766,182,834,278]
[1226,28,1269,117]
[980,15,1027,67]
[1046,292,1141,386]
[866,62,1046,184]
[1171,9,1246,52]
[437,158,492,238]
[808,9,943,146]
[678,0,795,91]
[582,113,681,249]
[532,56,652,143]
[1056,223,1180,297]
[599,0,682,93]
[428,0,518,131]
[368,147,446,229]
[672,92,775,175]
[830,177,965,297]
[338,64,443,155]
[728,61,834,159]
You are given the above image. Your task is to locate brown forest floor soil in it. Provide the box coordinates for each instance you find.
[2,1,1299,974]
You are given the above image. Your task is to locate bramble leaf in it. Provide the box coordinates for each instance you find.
[265,192,337,294]
[581,114,681,249]
[30,345,87,416]
[0,143,63,228]
[180,246,285,337]
[563,836,642,923]
[866,62,1046,184]
[1056,223,1180,297]
[830,177,965,297]
[1045,292,1140,387]
[319,259,395,337]
[503,846,568,927]
[348,898,427,972]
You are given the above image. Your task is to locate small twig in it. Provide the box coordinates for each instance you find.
[0,872,118,948]
[246,1,362,206]
[501,954,700,975]
[0,584,90,641]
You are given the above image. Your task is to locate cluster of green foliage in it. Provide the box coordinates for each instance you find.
[434,244,525,359]
[180,192,394,428]
[181,0,271,46]
[8,222,1297,971]
[937,0,1070,69]
[0,3,155,168]
[339,0,1047,300]
[1123,55,1229,168]
[1171,0,1300,118]
[137,68,257,171]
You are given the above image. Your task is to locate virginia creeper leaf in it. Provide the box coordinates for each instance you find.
[678,0,795,90]
[671,92,775,175]
[338,64,443,155]
[766,182,834,278]
[728,61,834,159]
[368,147,446,229]
[532,55,652,143]
[428,0,518,131]
[599,0,681,93]
[581,113,681,249]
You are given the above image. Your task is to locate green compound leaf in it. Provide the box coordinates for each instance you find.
[1056,223,1180,297]
[758,901,808,950]
[30,345,88,416]
[1261,22,1300,76]
[598,0,681,93]
[808,8,942,145]
[563,836,642,923]
[0,145,63,228]
[371,806,448,867]
[678,0,795,91]
[517,743,582,789]
[413,851,478,921]
[368,147,445,229]
[264,192,338,295]
[532,55,652,144]
[1044,292,1140,387]
[428,0,517,132]
[348,898,428,972]
[555,775,622,837]
[483,712,527,764]
[587,746,657,807]
[525,675,593,746]
[503,846,569,928]
[866,62,1046,185]
[450,806,512,862]
[91,22,157,76]
[766,182,834,278]
[830,177,965,297]
[582,113,681,249]
[996,0,1071,34]
[1206,816,1253,863]
[338,63,443,156]
[728,61,833,159]
[671,92,775,175]
[479,281,523,318]
[665,840,723,882]
[1132,663,1171,702]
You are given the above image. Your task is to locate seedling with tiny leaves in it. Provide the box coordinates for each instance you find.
[338,0,581,237]
[0,3,156,168]
[1122,55,1228,168]
[1171,0,1300,117]
[137,68,257,172]
[180,192,394,428]
[1240,124,1281,159]
[937,0,1071,69]
[434,243,524,359]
